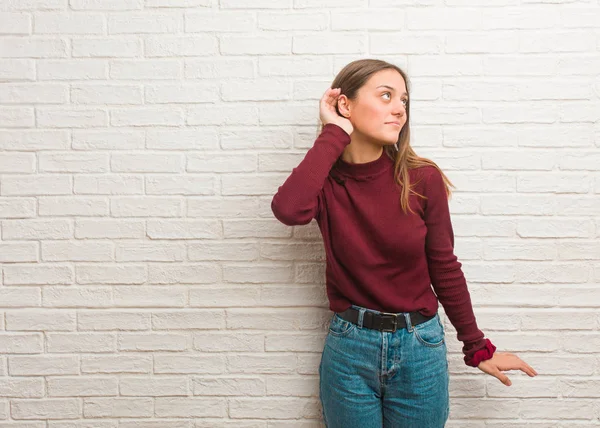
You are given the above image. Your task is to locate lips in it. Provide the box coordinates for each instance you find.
[386,122,401,127]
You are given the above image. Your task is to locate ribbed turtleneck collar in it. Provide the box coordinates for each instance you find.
[334,148,394,181]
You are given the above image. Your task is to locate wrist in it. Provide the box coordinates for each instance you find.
[327,121,352,136]
[465,338,497,367]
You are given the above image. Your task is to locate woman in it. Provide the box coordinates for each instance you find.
[271,59,537,427]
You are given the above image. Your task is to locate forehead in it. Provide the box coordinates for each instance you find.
[364,69,406,92]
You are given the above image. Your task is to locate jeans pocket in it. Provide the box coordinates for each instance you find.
[328,313,356,338]
[413,314,445,347]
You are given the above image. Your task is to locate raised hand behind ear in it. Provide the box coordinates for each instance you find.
[319,87,353,136]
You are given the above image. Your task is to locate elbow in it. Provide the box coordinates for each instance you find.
[271,196,314,226]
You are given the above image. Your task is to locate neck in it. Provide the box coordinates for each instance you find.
[340,131,384,164]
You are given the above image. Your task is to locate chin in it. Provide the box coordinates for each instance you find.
[381,134,400,145]
[361,129,400,145]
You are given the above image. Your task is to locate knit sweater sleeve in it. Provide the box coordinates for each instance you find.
[422,167,496,367]
[271,123,351,226]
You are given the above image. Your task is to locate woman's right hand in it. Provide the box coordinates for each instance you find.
[319,87,353,136]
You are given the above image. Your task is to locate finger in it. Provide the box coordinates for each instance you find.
[524,362,538,376]
[322,89,338,107]
[321,96,336,111]
[327,90,341,106]
[520,363,537,377]
[511,357,537,377]
[494,369,512,386]
[321,87,336,99]
[321,88,333,103]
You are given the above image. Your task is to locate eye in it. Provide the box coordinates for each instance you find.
[382,92,408,107]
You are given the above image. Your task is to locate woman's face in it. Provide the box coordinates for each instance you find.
[340,69,408,145]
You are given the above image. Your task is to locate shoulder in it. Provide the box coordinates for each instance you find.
[414,165,448,206]
[411,165,443,189]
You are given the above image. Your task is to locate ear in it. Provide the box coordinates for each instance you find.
[337,94,351,118]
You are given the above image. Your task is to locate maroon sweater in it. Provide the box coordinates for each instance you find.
[271,123,496,367]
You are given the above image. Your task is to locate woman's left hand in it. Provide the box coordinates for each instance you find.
[477,351,538,386]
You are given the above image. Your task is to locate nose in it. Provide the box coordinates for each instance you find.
[392,98,406,116]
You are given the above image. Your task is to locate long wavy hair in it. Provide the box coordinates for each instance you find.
[318,59,455,215]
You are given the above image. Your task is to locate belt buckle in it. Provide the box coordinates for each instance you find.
[380,312,398,332]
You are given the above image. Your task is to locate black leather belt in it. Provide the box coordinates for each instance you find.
[336,307,436,333]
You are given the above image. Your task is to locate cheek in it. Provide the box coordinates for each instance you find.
[354,104,387,133]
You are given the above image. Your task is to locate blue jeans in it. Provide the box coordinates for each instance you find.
[318,304,450,428]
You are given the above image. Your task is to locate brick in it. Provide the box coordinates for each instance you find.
[154,397,225,417]
[147,263,220,284]
[34,12,104,34]
[110,59,181,79]
[72,37,142,57]
[0,333,43,353]
[185,58,253,78]
[110,197,182,217]
[110,107,184,126]
[43,286,103,311]
[185,11,255,32]
[38,197,109,216]
[144,82,218,103]
[83,398,152,418]
[74,175,144,195]
[331,9,404,30]
[47,376,118,397]
[146,173,209,194]
[36,107,108,128]
[0,59,35,80]
[71,84,142,105]
[112,286,187,307]
[258,11,327,30]
[75,264,147,285]
[3,264,73,285]
[0,12,31,34]
[0,149,35,171]
[70,0,143,10]
[0,242,38,262]
[75,219,145,239]
[117,333,188,351]
[39,152,109,173]
[41,241,113,262]
[0,0,66,10]
[6,310,76,331]
[0,378,44,398]
[47,333,116,353]
[115,242,185,261]
[0,107,35,127]
[145,35,216,57]
[0,37,67,57]
[108,11,181,34]
[221,35,291,55]
[8,355,79,376]
[81,355,152,374]
[220,79,291,101]
[146,127,218,150]
[119,377,188,396]
[111,153,183,172]
[71,129,145,150]
[293,34,366,54]
[11,399,81,419]
[77,311,150,331]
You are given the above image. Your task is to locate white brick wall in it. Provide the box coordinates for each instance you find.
[0,0,599,425]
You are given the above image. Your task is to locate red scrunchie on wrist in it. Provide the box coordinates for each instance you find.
[465,338,496,367]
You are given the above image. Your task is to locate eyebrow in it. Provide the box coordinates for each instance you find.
[376,85,408,96]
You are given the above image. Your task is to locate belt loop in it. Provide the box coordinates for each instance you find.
[403,312,413,332]
[357,308,366,328]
